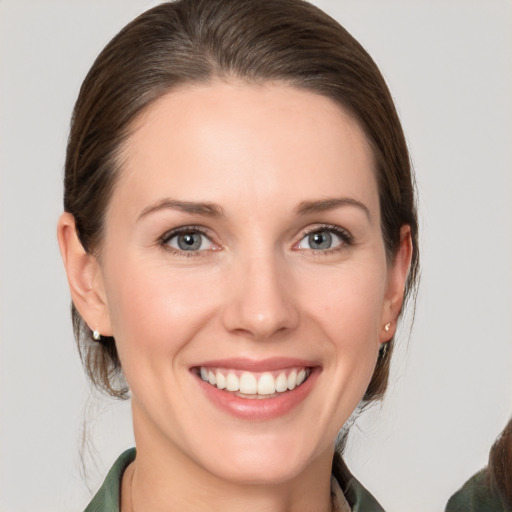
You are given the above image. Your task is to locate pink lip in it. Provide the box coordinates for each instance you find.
[192,357,319,372]
[191,359,321,421]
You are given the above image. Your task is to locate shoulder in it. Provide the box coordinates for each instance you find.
[332,452,387,512]
[445,468,508,512]
[83,448,136,512]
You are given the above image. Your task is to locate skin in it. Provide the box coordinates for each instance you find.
[58,81,412,512]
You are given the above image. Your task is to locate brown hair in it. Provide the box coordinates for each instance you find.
[488,418,512,506]
[64,0,419,405]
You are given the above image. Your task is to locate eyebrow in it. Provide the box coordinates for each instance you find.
[137,196,370,221]
[137,198,225,220]
[295,197,371,220]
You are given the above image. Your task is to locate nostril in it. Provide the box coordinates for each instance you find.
[219,266,299,338]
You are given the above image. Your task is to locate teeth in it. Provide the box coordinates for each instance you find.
[257,373,275,395]
[226,373,239,392]
[239,372,257,394]
[287,369,297,390]
[275,372,288,392]
[199,367,310,396]
[215,370,226,390]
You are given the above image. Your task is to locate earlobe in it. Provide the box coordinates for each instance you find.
[57,212,113,336]
[380,225,413,342]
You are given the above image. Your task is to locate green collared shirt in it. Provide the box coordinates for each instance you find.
[84,448,385,512]
[445,469,509,512]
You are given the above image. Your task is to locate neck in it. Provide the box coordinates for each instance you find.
[127,462,334,512]
[123,410,335,512]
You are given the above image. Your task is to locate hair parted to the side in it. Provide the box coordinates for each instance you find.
[64,0,419,406]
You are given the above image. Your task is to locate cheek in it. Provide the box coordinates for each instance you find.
[303,262,387,401]
[102,259,220,364]
[303,262,387,346]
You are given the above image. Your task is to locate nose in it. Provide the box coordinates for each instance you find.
[220,252,299,340]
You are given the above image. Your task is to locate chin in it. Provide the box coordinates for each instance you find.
[194,430,329,485]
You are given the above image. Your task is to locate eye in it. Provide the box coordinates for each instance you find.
[296,227,349,251]
[162,229,214,252]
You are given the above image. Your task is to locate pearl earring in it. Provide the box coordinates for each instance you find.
[384,322,391,332]
[92,330,101,341]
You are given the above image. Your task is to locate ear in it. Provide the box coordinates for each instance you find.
[379,225,413,343]
[57,212,113,337]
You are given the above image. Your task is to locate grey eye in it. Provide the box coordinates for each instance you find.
[297,229,343,250]
[167,231,213,251]
[308,231,332,250]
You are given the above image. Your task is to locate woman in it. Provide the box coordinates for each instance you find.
[446,418,512,511]
[57,0,419,510]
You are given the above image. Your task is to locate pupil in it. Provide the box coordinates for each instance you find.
[178,233,201,250]
[309,231,331,250]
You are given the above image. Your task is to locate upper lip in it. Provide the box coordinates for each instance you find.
[191,357,319,372]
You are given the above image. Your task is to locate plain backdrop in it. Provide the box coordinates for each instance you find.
[1,1,511,511]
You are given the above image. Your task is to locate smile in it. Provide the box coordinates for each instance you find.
[192,358,319,420]
[198,367,312,398]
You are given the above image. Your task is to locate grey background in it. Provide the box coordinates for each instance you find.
[1,1,511,511]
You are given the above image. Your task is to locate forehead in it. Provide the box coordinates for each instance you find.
[113,81,378,219]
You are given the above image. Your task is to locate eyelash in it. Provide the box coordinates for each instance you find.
[296,224,354,254]
[158,224,354,257]
[159,226,215,258]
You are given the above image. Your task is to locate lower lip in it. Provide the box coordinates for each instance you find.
[194,369,319,420]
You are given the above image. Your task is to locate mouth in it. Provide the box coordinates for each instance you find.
[191,358,319,420]
[196,366,313,399]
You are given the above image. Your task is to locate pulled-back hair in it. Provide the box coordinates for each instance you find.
[64,0,419,405]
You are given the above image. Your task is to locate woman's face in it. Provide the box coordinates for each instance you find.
[91,81,409,483]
